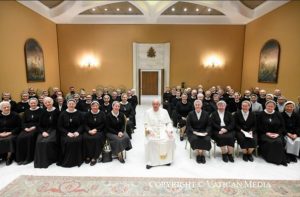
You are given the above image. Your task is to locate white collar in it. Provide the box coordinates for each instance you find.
[30,107,40,111]
[66,109,77,113]
[264,109,275,114]
[91,110,100,115]
[1,112,10,116]
[46,107,56,112]
[111,111,119,117]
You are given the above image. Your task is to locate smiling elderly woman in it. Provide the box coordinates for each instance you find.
[0,101,22,165]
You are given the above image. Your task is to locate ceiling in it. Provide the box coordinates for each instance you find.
[18,0,289,24]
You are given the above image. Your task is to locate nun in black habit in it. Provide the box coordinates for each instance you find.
[0,101,22,165]
[34,97,59,168]
[16,98,43,164]
[57,99,84,167]
[83,101,106,166]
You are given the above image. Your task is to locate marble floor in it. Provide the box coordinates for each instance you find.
[0,95,299,190]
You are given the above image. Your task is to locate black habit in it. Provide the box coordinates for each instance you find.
[0,112,22,155]
[83,110,106,160]
[16,108,43,163]
[186,110,211,151]
[106,112,132,155]
[234,110,257,149]
[257,111,287,165]
[57,110,84,167]
[210,111,235,147]
[34,108,59,168]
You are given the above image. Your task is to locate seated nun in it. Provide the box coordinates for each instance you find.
[186,100,211,164]
[234,100,257,162]
[0,101,22,165]
[210,100,236,163]
[83,101,106,166]
[16,98,43,165]
[34,97,59,168]
[176,93,193,141]
[281,101,300,163]
[144,99,175,169]
[57,99,84,167]
[257,100,287,166]
[106,101,132,163]
[100,95,112,115]
[119,93,135,139]
[16,92,30,113]
[1,92,17,112]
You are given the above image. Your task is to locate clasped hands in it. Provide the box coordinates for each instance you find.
[25,126,36,132]
[266,132,279,138]
[287,132,298,140]
[218,128,228,135]
[0,131,12,138]
[88,129,97,136]
[67,131,80,138]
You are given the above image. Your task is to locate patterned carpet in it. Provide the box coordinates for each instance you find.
[0,175,300,197]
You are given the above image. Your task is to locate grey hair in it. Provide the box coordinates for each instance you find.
[43,97,54,105]
[0,101,10,111]
[112,101,120,107]
[194,99,203,106]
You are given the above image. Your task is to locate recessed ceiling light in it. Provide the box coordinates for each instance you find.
[196,8,199,12]
[92,8,96,12]
[171,7,175,12]
[128,7,132,12]
[184,8,187,12]
[208,8,212,12]
[104,8,108,11]
[116,8,120,11]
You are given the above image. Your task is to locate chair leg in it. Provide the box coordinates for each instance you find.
[185,138,188,150]
[189,146,192,159]
[123,150,126,159]
[255,147,258,157]
[213,142,216,158]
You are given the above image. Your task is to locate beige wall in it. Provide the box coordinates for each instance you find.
[57,25,245,94]
[241,1,300,101]
[0,1,60,101]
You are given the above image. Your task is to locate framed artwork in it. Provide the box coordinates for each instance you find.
[24,38,45,82]
[258,39,280,83]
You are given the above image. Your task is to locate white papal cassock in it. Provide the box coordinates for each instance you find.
[144,107,175,166]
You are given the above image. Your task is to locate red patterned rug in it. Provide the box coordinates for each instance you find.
[0,175,299,197]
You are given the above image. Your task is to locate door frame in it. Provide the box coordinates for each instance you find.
[140,70,161,96]
[133,43,170,104]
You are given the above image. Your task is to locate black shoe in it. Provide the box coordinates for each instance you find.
[290,155,297,163]
[165,163,171,166]
[222,154,228,163]
[118,157,125,164]
[22,161,31,165]
[286,154,291,163]
[146,165,152,169]
[247,154,254,162]
[242,154,248,162]
[90,159,97,166]
[228,154,234,163]
[17,161,23,165]
[201,156,206,164]
[180,136,184,141]
[281,161,288,166]
[6,157,13,166]
[196,155,201,164]
[85,158,91,164]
